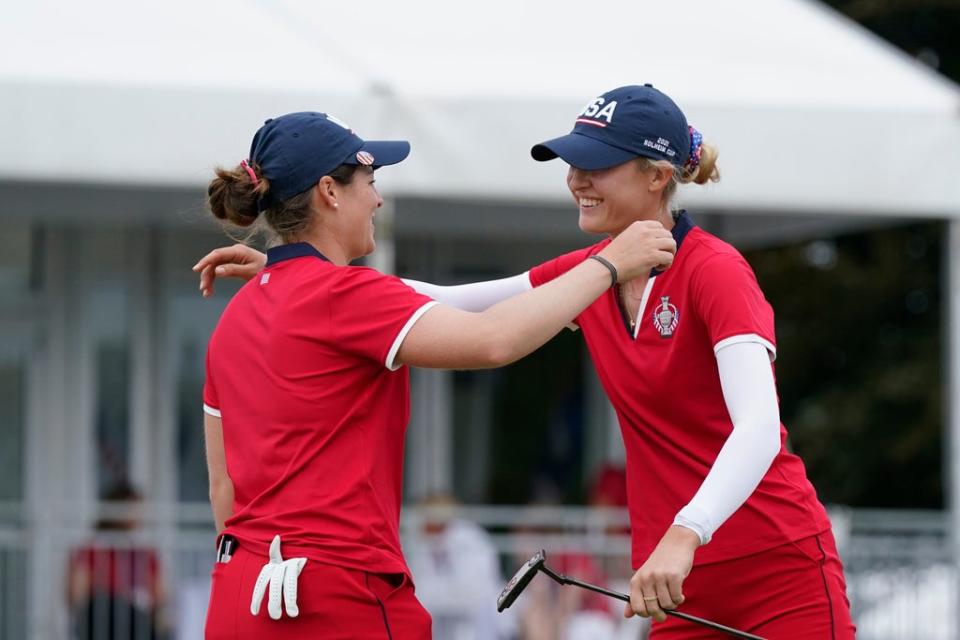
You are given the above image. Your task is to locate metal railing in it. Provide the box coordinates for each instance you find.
[0,504,953,639]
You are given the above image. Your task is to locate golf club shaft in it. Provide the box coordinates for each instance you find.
[547,570,766,640]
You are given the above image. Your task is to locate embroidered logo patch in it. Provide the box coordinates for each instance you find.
[260,273,270,285]
[652,296,679,338]
[575,96,618,128]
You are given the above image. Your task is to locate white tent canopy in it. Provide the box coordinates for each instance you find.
[1,0,958,216]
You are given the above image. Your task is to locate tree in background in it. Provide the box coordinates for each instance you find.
[823,0,960,82]
[746,223,942,508]
[755,1,958,509]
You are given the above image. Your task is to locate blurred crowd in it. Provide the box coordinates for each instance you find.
[66,466,643,640]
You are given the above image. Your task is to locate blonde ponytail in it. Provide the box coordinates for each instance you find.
[678,142,720,185]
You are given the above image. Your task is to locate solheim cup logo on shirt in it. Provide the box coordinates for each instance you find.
[652,296,679,338]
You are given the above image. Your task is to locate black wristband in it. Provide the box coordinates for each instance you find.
[588,255,618,288]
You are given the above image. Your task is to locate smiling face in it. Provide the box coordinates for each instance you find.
[566,159,672,236]
[335,166,383,260]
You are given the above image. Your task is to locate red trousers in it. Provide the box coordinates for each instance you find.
[650,531,855,639]
[205,547,431,639]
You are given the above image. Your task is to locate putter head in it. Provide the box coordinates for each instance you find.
[497,549,546,612]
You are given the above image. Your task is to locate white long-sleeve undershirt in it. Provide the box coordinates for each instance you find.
[401,273,532,312]
[401,274,781,547]
[673,341,782,545]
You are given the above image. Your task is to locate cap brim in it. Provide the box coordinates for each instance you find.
[344,140,411,167]
[531,133,637,170]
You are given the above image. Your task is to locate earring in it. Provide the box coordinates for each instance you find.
[333,203,339,208]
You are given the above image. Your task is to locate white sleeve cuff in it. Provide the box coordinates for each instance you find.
[673,507,712,545]
[203,403,222,418]
[385,301,440,371]
[714,333,777,362]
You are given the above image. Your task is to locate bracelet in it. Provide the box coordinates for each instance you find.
[588,255,618,288]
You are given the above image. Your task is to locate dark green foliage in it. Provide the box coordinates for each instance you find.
[744,222,943,507]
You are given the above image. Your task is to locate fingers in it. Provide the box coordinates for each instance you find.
[623,601,635,619]
[192,248,226,273]
[195,244,265,297]
[250,564,273,616]
[641,585,666,623]
[630,574,684,623]
[655,250,675,270]
[283,558,307,618]
[667,575,685,609]
[655,579,681,611]
[268,535,283,563]
[629,575,654,620]
[199,266,215,298]
[192,245,245,273]
[247,536,310,621]
[268,561,284,620]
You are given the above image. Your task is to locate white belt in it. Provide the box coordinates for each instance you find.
[250,535,308,620]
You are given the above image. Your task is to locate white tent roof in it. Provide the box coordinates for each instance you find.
[2,0,958,216]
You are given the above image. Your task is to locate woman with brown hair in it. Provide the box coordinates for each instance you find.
[200,110,675,638]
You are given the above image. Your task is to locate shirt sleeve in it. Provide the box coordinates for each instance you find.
[691,252,777,360]
[203,346,221,417]
[329,267,437,371]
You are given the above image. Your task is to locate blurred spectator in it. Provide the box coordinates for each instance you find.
[513,468,650,640]
[519,550,618,640]
[66,482,168,640]
[405,494,511,640]
[510,497,615,640]
[589,464,628,510]
[587,464,633,584]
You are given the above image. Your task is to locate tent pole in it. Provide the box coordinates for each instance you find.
[946,219,960,610]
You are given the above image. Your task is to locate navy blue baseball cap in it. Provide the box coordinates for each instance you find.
[532,85,690,171]
[249,111,410,203]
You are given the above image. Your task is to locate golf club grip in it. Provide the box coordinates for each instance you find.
[560,576,765,640]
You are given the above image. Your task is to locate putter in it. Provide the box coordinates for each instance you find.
[497,550,766,640]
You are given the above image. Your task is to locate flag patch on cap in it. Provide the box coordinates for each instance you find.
[356,151,375,165]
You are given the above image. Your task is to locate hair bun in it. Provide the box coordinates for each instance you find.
[207,163,269,227]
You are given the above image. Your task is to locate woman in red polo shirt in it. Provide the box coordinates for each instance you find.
[201,111,675,639]
[199,88,855,639]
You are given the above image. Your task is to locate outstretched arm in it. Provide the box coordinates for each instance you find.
[193,243,532,309]
[396,221,676,370]
[400,274,531,311]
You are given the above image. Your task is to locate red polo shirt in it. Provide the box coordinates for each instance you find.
[529,213,831,567]
[203,243,436,576]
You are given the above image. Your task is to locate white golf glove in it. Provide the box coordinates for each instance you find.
[250,535,308,620]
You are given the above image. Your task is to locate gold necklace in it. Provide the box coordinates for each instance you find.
[619,284,641,329]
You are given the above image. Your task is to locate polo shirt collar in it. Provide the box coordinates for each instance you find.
[265,242,331,266]
[671,210,694,249]
[649,210,694,276]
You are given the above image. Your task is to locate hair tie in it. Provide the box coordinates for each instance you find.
[240,159,260,188]
[684,126,703,173]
